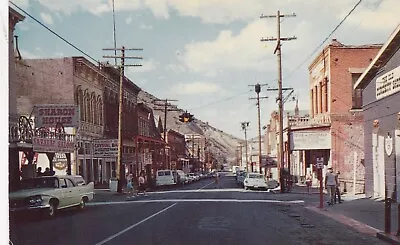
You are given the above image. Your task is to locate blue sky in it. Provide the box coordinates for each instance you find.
[7,0,400,139]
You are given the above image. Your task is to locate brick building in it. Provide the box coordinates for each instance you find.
[287,39,381,193]
[354,24,400,201]
[167,129,189,172]
[14,56,145,185]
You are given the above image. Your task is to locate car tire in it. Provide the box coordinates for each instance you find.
[47,202,57,218]
[78,197,87,210]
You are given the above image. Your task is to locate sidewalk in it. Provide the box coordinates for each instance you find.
[300,185,400,245]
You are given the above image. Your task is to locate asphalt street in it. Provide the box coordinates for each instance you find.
[9,173,386,245]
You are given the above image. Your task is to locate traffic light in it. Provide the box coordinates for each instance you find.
[179,113,185,122]
[178,111,194,123]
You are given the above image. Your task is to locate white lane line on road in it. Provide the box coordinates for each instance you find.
[88,199,305,206]
[94,203,177,245]
[196,181,215,191]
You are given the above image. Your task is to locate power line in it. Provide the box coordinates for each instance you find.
[283,0,363,81]
[188,91,250,110]
[9,1,98,64]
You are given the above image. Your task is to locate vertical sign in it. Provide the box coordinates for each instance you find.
[395,130,400,202]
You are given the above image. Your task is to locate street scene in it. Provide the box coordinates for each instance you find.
[10,172,388,245]
[4,0,400,244]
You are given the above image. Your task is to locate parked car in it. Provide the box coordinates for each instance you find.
[172,170,187,185]
[156,170,176,186]
[243,172,268,190]
[9,175,94,218]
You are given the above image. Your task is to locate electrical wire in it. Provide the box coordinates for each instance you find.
[188,91,250,110]
[9,1,98,64]
[283,0,363,81]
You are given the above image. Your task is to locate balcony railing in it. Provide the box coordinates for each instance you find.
[289,114,331,128]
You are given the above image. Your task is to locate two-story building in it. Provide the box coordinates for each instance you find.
[287,39,381,194]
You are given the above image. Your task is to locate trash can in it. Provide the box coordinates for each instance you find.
[109,178,118,192]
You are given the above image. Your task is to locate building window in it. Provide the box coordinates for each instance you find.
[351,73,362,109]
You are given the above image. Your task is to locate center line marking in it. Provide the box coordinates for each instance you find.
[95,203,177,245]
[196,181,215,191]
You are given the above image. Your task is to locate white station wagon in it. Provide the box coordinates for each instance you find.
[9,175,94,218]
[244,173,269,190]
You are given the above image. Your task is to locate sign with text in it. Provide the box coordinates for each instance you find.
[34,104,79,128]
[315,157,324,169]
[290,131,331,150]
[376,66,400,100]
[93,139,118,158]
[32,136,75,153]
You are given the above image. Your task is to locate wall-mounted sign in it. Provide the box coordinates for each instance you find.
[290,131,331,150]
[54,153,67,170]
[33,104,80,128]
[32,136,75,153]
[93,139,118,158]
[385,134,393,156]
[315,157,324,169]
[376,66,400,100]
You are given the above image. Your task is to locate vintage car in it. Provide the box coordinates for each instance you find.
[9,175,94,218]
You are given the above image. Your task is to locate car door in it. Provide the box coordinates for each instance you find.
[58,178,74,207]
[65,178,79,206]
[56,178,69,208]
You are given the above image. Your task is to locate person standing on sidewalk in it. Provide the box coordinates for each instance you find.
[335,171,342,203]
[324,167,338,205]
[306,173,312,195]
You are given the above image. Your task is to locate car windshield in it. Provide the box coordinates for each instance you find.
[20,177,58,189]
[248,174,263,179]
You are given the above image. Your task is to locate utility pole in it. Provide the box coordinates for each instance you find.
[249,83,268,174]
[241,122,250,172]
[103,46,143,193]
[261,10,296,193]
[153,99,179,169]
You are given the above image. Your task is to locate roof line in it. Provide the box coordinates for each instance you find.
[354,24,400,90]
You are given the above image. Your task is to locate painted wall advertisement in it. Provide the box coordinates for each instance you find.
[290,131,331,150]
[376,66,400,100]
[33,104,80,128]
[93,139,118,158]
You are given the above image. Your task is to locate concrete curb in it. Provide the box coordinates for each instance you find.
[376,232,400,245]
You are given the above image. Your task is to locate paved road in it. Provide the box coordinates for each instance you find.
[9,173,386,245]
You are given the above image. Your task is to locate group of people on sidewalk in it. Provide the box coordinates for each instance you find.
[305,167,342,205]
[125,172,148,198]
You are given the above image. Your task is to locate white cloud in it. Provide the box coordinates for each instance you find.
[342,0,400,31]
[139,23,153,29]
[125,16,133,24]
[180,19,276,73]
[20,49,42,59]
[165,63,185,73]
[170,82,220,95]
[40,12,53,25]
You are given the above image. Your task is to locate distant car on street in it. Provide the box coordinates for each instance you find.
[9,175,94,218]
[244,173,269,190]
[156,170,176,186]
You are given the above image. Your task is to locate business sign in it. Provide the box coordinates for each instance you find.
[32,136,75,153]
[93,139,118,158]
[376,66,400,100]
[33,104,80,128]
[315,157,324,169]
[290,131,331,150]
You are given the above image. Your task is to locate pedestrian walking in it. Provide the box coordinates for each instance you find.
[215,171,220,188]
[138,173,147,196]
[324,167,338,205]
[126,173,135,198]
[306,173,312,195]
[335,171,342,203]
